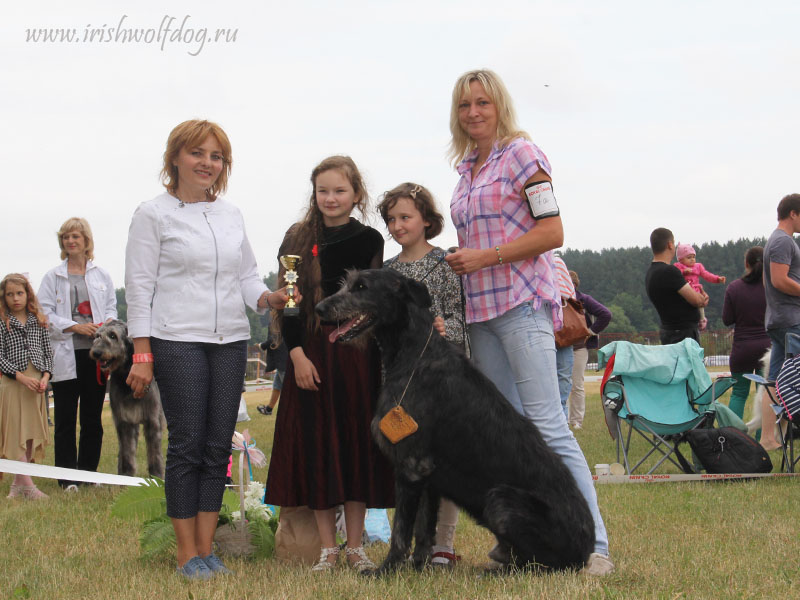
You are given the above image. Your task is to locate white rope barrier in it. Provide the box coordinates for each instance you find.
[0,459,148,486]
[5,461,798,489]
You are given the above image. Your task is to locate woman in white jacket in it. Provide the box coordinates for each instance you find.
[125,119,290,580]
[38,217,117,490]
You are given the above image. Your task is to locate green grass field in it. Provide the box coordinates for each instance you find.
[2,381,799,599]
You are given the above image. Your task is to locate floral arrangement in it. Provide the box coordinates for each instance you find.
[215,481,279,558]
[225,481,272,523]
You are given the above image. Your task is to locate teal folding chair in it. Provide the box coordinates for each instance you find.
[599,339,735,474]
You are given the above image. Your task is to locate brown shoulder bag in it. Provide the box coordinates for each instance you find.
[555,297,593,349]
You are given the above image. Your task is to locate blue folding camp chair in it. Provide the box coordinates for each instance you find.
[598,339,736,474]
[744,333,800,473]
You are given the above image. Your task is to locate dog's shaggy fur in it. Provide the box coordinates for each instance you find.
[316,269,594,573]
[746,349,794,443]
[89,320,165,478]
[746,350,770,436]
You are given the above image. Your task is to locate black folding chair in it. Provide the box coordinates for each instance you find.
[745,333,800,473]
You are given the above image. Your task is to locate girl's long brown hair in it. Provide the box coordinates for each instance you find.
[1,273,48,329]
[274,156,369,337]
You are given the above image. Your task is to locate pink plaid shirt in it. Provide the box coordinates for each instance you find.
[451,137,563,328]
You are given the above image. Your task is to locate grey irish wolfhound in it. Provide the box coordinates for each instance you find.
[89,320,165,478]
[315,269,594,573]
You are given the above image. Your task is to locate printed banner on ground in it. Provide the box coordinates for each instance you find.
[593,472,800,484]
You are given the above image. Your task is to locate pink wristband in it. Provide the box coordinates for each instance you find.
[132,353,154,364]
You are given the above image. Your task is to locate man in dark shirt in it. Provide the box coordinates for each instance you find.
[645,228,709,344]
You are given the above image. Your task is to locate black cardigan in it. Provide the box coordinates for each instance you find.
[282,219,383,350]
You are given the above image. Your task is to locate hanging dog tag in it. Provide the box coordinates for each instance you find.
[379,406,418,444]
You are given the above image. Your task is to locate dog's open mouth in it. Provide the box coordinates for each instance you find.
[94,357,114,371]
[328,313,375,343]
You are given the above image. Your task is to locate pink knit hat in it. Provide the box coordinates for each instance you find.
[676,243,695,261]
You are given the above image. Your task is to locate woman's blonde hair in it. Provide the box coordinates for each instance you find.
[57,217,95,261]
[447,69,530,166]
[1,273,47,328]
[160,119,232,198]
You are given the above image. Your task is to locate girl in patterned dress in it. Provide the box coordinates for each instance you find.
[1,273,53,500]
[379,182,467,568]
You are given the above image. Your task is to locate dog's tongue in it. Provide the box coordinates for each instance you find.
[328,317,359,343]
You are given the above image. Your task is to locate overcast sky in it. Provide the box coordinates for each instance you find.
[2,0,798,291]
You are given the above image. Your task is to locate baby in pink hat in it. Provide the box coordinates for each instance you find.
[675,243,726,330]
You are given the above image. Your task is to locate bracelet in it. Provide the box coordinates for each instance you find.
[495,246,503,264]
[263,292,274,310]
[132,353,154,364]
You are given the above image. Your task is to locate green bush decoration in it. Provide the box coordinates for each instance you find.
[110,479,166,521]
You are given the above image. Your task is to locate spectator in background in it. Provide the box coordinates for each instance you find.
[553,255,575,419]
[257,321,287,416]
[1,273,53,500]
[762,193,800,450]
[722,247,770,420]
[763,194,800,378]
[674,243,726,331]
[38,217,117,491]
[645,227,708,344]
[567,270,612,430]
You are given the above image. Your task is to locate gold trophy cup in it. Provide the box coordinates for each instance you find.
[279,255,302,316]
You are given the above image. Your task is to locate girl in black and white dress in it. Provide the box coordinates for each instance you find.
[0,273,53,500]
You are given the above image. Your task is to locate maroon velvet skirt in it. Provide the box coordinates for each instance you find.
[264,326,394,510]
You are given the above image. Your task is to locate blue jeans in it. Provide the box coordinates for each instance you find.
[555,345,574,418]
[767,324,800,380]
[468,301,609,555]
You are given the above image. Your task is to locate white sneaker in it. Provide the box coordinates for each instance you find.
[581,553,615,576]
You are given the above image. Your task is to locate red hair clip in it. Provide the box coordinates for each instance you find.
[312,244,318,257]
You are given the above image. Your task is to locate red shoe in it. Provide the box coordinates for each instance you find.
[432,547,461,568]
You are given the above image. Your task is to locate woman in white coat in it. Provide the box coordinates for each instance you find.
[38,217,117,489]
[125,119,291,580]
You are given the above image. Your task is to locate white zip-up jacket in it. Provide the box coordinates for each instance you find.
[125,193,268,343]
[38,259,117,382]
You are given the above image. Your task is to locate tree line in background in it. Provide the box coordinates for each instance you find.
[112,237,772,342]
[562,237,768,333]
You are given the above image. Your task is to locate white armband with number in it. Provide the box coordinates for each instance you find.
[524,181,560,219]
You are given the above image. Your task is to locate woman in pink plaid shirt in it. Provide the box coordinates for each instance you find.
[444,69,613,576]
